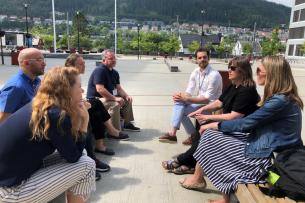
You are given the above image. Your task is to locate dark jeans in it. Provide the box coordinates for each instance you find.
[176,120,217,167]
[88,99,111,140]
[177,131,201,168]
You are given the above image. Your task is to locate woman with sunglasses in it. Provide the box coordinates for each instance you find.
[181,56,303,203]
[162,56,259,174]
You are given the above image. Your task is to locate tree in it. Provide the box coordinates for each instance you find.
[90,26,101,35]
[117,38,124,50]
[212,43,226,58]
[117,28,122,38]
[72,11,90,38]
[261,26,280,56]
[205,41,213,50]
[71,36,92,48]
[57,34,68,47]
[124,39,131,51]
[187,41,200,55]
[123,29,129,37]
[30,24,51,36]
[161,36,181,54]
[242,42,253,57]
[102,27,110,35]
[40,35,54,49]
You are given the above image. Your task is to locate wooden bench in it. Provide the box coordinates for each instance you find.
[235,183,305,203]
[164,58,178,72]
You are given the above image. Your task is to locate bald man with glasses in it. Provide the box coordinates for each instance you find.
[0,48,46,124]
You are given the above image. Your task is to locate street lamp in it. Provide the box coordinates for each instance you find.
[225,42,228,63]
[76,11,80,52]
[201,0,206,46]
[0,23,5,64]
[137,24,140,60]
[23,3,30,48]
[279,24,286,55]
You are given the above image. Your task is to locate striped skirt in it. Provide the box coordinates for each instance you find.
[0,151,96,203]
[194,129,272,194]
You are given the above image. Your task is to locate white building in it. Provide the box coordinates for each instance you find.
[285,0,305,59]
[233,41,262,56]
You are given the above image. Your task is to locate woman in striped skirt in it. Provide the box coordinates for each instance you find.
[180,56,304,203]
[163,56,259,174]
[0,67,96,203]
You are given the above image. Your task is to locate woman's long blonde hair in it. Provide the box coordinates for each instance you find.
[229,56,256,88]
[257,56,303,110]
[30,66,84,142]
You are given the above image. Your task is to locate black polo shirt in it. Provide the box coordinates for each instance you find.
[87,63,120,99]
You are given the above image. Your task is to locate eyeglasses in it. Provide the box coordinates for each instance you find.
[256,67,266,74]
[228,66,237,71]
[26,58,46,64]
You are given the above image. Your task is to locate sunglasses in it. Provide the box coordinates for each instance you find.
[256,67,266,74]
[228,66,237,71]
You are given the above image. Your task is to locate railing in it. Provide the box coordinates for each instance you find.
[287,59,305,64]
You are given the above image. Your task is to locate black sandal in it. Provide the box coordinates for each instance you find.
[162,158,180,170]
[172,165,195,174]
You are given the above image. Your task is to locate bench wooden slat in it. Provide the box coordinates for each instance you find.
[258,184,278,203]
[235,184,256,203]
[248,184,268,203]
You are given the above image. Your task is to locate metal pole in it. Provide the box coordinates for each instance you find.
[138,24,139,60]
[177,15,180,58]
[25,7,29,48]
[52,0,56,53]
[201,0,206,46]
[115,0,117,58]
[78,14,79,52]
[67,12,69,49]
[280,24,286,55]
[0,24,4,64]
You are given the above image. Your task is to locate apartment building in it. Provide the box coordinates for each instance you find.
[286,0,305,58]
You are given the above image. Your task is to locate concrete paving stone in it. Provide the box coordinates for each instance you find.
[0,55,304,203]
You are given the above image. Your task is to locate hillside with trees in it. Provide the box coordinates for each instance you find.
[0,0,291,28]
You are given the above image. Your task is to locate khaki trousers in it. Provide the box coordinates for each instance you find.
[99,97,134,131]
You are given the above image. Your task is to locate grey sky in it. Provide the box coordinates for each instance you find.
[267,0,293,7]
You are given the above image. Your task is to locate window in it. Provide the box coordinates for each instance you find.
[293,10,300,22]
[288,45,294,56]
[296,0,305,5]
[301,9,305,21]
[289,27,305,39]
[295,44,304,56]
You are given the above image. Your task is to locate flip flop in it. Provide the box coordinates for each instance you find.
[162,158,180,170]
[94,148,115,155]
[172,165,195,174]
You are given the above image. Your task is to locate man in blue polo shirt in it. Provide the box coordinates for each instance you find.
[87,49,140,132]
[0,48,45,124]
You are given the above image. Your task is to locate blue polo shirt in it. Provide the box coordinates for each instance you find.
[87,63,120,99]
[0,69,41,113]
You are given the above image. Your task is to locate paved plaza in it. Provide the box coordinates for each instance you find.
[0,55,304,203]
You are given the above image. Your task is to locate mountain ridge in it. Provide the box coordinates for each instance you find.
[0,0,291,28]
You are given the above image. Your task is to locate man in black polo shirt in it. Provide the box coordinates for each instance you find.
[87,49,140,132]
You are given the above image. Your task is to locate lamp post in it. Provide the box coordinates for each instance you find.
[76,11,80,52]
[201,0,206,46]
[137,24,140,60]
[225,42,228,63]
[279,24,286,55]
[0,23,4,64]
[23,3,30,48]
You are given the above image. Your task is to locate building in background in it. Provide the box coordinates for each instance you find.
[285,0,305,59]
